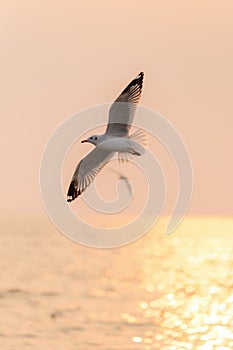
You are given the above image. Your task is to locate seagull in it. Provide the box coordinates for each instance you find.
[107,168,133,197]
[67,72,145,202]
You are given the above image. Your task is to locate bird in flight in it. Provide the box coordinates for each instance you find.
[67,72,145,202]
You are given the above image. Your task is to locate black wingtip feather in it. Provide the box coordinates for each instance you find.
[121,72,144,95]
[67,179,79,202]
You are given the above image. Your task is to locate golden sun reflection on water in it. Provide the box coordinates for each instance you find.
[117,218,233,350]
[1,217,233,350]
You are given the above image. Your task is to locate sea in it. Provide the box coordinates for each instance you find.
[1,217,233,350]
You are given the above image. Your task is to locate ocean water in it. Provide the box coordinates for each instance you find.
[0,217,233,350]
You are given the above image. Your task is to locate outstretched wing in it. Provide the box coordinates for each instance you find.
[67,148,114,202]
[105,72,144,137]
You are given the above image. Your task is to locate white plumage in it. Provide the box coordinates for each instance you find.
[67,72,145,202]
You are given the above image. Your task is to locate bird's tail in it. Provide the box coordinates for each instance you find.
[129,128,147,147]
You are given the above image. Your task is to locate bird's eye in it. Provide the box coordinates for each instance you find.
[95,137,97,140]
[90,137,92,140]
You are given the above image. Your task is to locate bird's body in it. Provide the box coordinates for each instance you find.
[97,137,145,155]
[67,72,145,202]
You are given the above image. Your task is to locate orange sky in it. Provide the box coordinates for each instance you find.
[1,1,233,217]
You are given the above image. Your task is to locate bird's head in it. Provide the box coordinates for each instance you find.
[81,134,101,146]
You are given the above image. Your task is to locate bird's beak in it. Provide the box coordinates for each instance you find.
[81,139,88,143]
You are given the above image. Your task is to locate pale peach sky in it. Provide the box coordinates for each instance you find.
[1,1,233,217]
